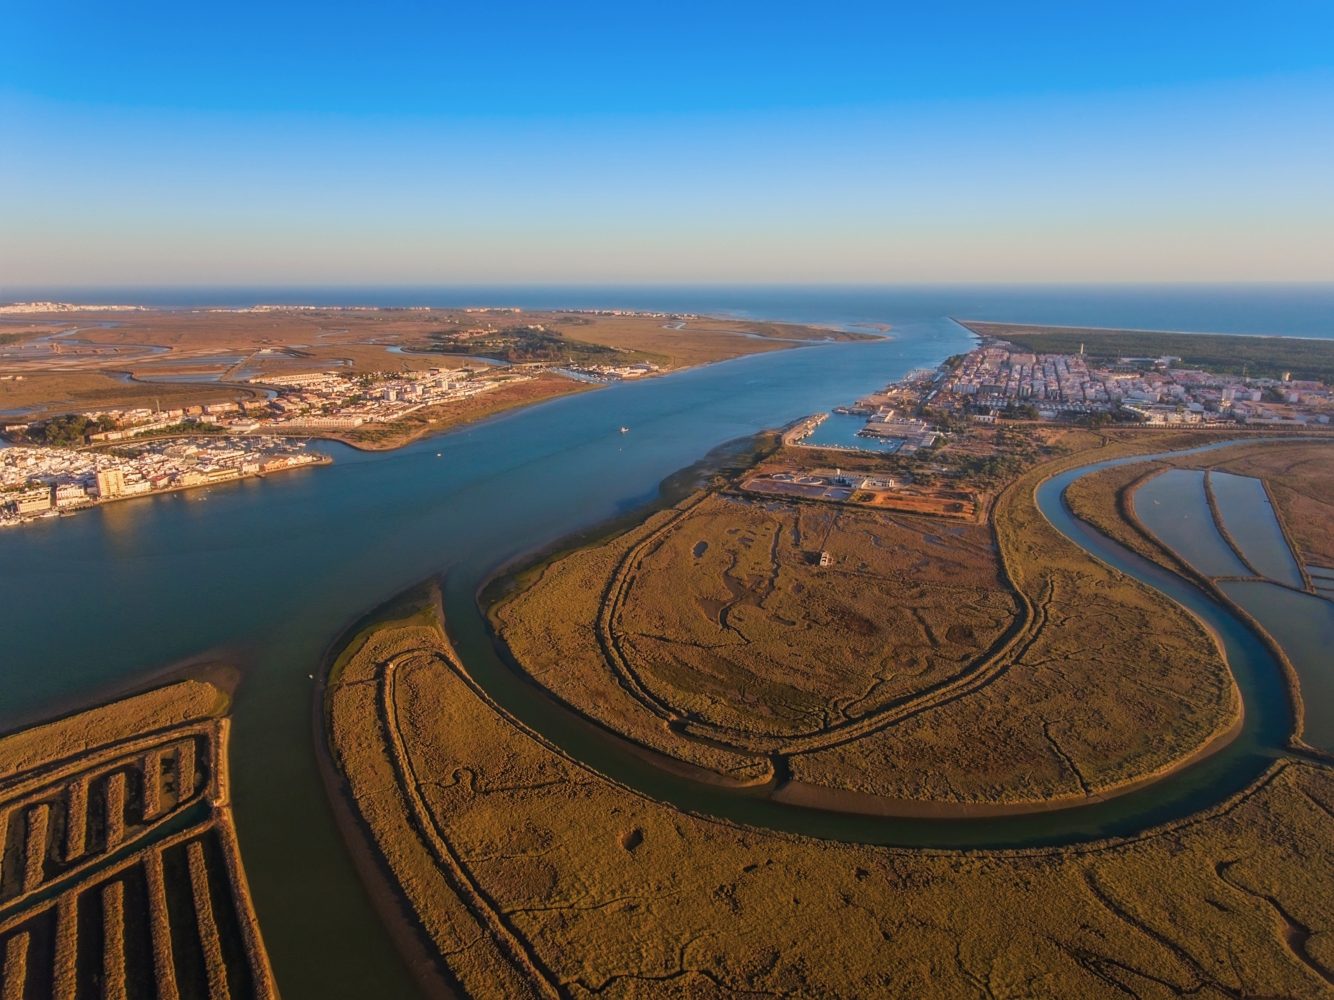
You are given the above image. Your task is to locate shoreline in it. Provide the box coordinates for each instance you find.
[475,432,1264,820]
[311,585,462,1000]
[953,316,1334,343]
[314,344,850,455]
[2,329,871,524]
[3,336,871,542]
[1080,442,1334,756]
[276,374,598,452]
[1,451,331,529]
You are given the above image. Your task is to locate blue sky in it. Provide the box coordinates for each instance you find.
[3,2,1332,285]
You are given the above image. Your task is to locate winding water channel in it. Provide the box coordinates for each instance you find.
[0,318,1324,997]
[437,439,1299,855]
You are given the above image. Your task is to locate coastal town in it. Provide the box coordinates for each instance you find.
[764,334,1334,527]
[792,338,1334,459]
[0,352,677,526]
[0,303,867,530]
[248,366,524,430]
[934,343,1333,426]
[1,365,529,441]
[0,365,529,525]
[1,435,323,525]
[7,332,1333,529]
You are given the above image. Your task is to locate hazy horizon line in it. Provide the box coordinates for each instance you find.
[7,279,1334,295]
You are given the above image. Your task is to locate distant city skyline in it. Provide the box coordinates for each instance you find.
[4,2,1332,285]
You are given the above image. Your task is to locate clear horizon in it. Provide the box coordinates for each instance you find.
[4,2,1332,285]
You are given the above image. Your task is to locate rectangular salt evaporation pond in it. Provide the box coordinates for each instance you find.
[1207,472,1305,588]
[1132,469,1251,578]
[1306,566,1334,596]
[1219,580,1334,752]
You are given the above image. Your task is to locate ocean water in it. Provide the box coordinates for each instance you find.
[5,283,1334,338]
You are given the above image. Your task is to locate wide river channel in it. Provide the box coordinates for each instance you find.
[0,315,1322,997]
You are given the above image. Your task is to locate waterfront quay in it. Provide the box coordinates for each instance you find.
[1,436,324,526]
[792,341,1334,456]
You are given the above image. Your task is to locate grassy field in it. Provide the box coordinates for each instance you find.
[0,307,859,377]
[1196,441,1334,568]
[555,314,865,369]
[790,430,1241,804]
[959,320,1334,382]
[500,491,1016,753]
[495,430,1243,807]
[417,325,645,366]
[493,499,776,784]
[612,497,1012,737]
[325,594,1334,997]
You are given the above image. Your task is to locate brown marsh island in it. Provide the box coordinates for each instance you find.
[320,325,1334,997]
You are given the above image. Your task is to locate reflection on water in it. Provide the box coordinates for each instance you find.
[801,412,902,453]
[1134,469,1252,578]
[1209,472,1305,587]
[1219,581,1334,751]
[1133,464,1334,751]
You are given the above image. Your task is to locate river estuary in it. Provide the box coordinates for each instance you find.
[1,296,1329,997]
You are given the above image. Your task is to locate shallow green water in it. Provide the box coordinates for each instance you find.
[1134,459,1334,750]
[1219,582,1334,752]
